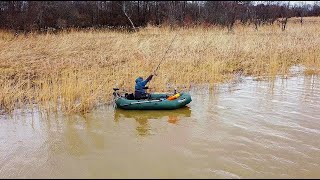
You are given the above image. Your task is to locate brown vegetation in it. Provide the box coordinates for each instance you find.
[0,17,319,114]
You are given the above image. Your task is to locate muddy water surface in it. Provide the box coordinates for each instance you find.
[0,75,319,178]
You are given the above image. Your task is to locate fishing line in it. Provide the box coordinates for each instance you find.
[153,31,180,75]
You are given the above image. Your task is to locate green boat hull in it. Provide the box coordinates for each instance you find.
[115,92,192,110]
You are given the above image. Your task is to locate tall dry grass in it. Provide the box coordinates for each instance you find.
[0,17,319,114]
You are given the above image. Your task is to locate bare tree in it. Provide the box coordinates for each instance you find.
[121,1,137,31]
[284,1,291,31]
[0,1,318,32]
[298,1,307,25]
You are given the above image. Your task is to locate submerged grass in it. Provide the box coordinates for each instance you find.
[0,17,319,114]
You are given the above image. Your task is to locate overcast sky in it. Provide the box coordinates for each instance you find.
[255,1,317,6]
[286,1,316,5]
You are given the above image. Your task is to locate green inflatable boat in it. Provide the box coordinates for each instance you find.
[114,92,192,110]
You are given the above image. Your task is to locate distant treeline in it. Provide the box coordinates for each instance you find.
[1,1,320,32]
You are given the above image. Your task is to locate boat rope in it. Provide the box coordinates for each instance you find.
[123,99,162,106]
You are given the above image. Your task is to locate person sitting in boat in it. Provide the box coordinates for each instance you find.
[135,74,154,99]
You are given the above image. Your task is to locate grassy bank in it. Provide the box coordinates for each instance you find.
[0,17,319,114]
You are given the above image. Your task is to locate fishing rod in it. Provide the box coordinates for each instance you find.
[153,32,179,75]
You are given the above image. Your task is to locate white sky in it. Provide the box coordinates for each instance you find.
[286,1,317,5]
[255,1,317,6]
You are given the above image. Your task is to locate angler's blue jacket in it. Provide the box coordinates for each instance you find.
[135,75,153,98]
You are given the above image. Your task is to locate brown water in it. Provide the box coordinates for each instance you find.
[1,74,320,178]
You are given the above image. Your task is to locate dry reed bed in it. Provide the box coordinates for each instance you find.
[0,18,319,114]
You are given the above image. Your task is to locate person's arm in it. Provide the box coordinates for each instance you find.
[146,74,153,81]
[141,75,153,85]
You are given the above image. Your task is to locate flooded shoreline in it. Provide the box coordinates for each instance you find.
[1,74,320,178]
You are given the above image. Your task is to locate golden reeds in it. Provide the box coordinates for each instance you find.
[0,17,319,114]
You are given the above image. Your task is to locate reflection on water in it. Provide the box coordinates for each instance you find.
[0,74,320,178]
[114,107,192,136]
